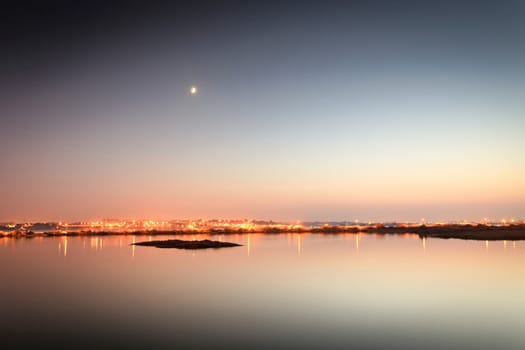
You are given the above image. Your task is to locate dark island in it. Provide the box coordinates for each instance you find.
[132,239,242,249]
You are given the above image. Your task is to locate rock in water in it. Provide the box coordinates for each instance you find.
[132,239,242,249]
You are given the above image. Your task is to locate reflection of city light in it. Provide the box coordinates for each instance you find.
[247,235,251,256]
[297,235,302,255]
[132,236,136,258]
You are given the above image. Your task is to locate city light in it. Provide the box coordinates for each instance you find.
[1,217,523,237]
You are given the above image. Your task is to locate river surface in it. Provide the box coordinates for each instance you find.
[1,234,524,349]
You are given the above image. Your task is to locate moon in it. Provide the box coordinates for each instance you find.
[190,86,198,95]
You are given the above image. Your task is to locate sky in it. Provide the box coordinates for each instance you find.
[1,0,524,222]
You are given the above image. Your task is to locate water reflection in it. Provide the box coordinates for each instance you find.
[3,234,525,258]
[132,236,136,258]
[54,237,68,256]
[2,233,525,349]
[90,237,101,251]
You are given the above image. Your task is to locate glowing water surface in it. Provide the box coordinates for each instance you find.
[1,234,524,349]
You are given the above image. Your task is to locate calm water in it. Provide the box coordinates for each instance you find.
[1,234,524,349]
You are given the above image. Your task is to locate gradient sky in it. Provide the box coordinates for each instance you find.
[1,0,524,222]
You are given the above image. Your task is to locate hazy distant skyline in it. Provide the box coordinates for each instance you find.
[1,1,524,222]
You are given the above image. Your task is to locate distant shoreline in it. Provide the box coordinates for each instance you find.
[3,224,525,241]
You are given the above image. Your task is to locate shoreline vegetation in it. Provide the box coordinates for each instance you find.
[2,224,525,241]
[133,239,242,249]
